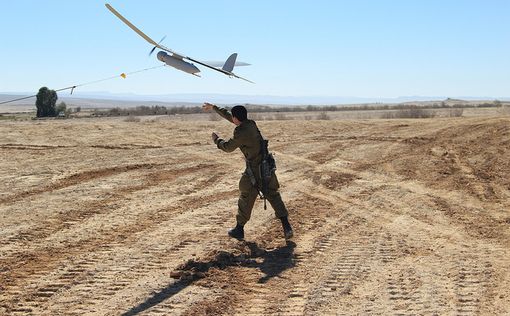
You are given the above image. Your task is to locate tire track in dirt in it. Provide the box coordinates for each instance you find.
[0,146,233,309]
[0,163,162,205]
[452,257,493,315]
[37,237,203,315]
[0,163,217,258]
[0,167,234,315]
[336,182,505,315]
[134,201,297,315]
[271,148,507,315]
[304,232,411,315]
[1,189,236,315]
[233,196,342,316]
[169,193,364,316]
[90,143,163,150]
[0,143,76,150]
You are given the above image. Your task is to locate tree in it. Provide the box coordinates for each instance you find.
[35,87,58,117]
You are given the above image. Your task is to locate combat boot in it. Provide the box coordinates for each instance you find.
[228,223,244,240]
[280,216,293,239]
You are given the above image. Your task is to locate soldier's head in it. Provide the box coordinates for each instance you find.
[231,105,247,125]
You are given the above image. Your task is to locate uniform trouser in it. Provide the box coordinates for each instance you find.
[236,166,288,226]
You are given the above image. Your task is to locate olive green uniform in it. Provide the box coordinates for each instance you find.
[213,105,288,225]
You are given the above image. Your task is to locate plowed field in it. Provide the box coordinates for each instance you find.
[1,115,509,315]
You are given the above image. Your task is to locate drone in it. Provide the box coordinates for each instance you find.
[105,3,253,83]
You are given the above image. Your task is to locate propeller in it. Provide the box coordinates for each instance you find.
[149,35,167,56]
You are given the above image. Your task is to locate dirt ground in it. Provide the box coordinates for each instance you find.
[0,115,509,315]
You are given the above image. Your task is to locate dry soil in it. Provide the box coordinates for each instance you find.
[0,115,509,315]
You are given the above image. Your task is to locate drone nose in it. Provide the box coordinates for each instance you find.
[156,51,167,62]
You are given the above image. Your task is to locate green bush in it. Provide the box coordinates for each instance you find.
[56,102,67,116]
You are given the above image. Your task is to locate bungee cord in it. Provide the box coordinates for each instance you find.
[0,64,165,105]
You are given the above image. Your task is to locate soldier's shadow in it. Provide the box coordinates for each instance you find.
[244,240,297,283]
[121,240,296,316]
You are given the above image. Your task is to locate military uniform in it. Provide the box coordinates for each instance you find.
[213,105,289,226]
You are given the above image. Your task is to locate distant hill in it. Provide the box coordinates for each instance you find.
[1,92,509,113]
[54,92,509,106]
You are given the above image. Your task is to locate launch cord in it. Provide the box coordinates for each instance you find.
[0,65,165,105]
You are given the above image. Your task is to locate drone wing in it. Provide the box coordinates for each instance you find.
[205,61,251,67]
[105,3,185,58]
[187,56,254,83]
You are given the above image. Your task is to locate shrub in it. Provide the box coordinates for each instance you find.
[448,108,463,117]
[500,105,510,116]
[316,112,331,120]
[249,113,264,121]
[274,112,289,120]
[382,108,436,119]
[124,115,141,122]
[56,102,67,116]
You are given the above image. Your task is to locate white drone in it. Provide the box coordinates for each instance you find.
[105,4,253,83]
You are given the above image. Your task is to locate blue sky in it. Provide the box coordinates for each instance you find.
[1,0,509,99]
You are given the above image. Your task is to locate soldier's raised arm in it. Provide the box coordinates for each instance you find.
[202,102,234,124]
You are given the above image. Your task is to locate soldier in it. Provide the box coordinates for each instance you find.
[202,102,293,240]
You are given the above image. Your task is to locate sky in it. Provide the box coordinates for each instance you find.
[1,0,509,100]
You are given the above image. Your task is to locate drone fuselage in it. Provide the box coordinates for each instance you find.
[157,51,200,75]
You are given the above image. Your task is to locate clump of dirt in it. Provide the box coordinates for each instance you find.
[170,243,268,282]
[182,294,235,316]
[310,171,359,190]
[171,250,240,281]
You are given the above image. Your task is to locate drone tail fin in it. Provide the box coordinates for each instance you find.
[222,53,238,72]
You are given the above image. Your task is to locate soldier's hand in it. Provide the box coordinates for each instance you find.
[202,102,214,111]
[211,132,219,143]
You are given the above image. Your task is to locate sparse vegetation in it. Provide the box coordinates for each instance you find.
[273,112,290,120]
[248,113,264,121]
[93,105,203,117]
[382,108,436,119]
[381,106,463,119]
[316,112,331,120]
[448,108,464,117]
[500,104,510,116]
[77,99,509,120]
[0,114,16,120]
[55,102,72,118]
[124,115,141,122]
